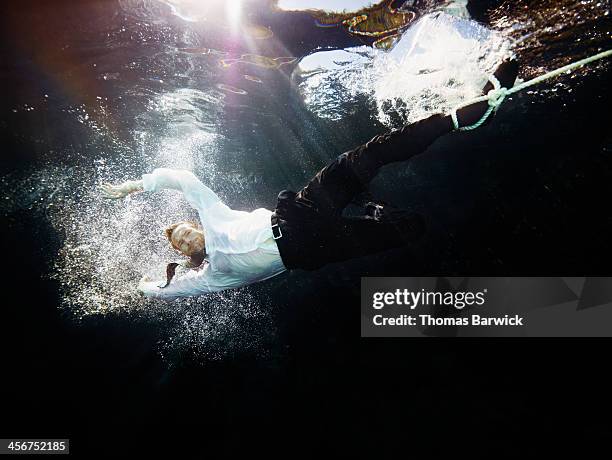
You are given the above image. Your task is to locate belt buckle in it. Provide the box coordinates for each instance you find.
[271,223,283,240]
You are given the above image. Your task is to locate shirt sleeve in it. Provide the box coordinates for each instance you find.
[138,263,247,301]
[142,168,231,214]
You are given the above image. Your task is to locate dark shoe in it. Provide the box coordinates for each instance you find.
[365,200,389,220]
[455,59,519,128]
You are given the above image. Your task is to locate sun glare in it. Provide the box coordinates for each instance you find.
[227,1,242,27]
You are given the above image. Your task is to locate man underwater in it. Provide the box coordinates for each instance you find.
[101,60,519,300]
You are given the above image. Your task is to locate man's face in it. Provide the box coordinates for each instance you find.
[170,223,205,257]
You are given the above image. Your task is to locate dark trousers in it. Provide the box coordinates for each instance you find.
[273,113,454,270]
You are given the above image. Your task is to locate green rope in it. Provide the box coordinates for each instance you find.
[451,49,612,131]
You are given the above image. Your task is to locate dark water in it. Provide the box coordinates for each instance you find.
[1,0,612,456]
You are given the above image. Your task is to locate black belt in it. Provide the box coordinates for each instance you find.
[271,211,295,269]
[270,212,283,240]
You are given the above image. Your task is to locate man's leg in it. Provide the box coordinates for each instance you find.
[296,113,454,217]
[294,59,519,217]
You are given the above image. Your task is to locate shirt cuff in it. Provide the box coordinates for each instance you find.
[138,279,162,297]
[142,173,156,192]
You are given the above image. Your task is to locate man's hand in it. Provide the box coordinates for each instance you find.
[100,180,143,199]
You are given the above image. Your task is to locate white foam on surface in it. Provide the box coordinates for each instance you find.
[296,12,512,126]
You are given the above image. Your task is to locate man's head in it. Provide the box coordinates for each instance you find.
[164,221,205,258]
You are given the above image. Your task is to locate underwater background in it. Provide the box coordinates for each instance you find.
[1,0,611,456]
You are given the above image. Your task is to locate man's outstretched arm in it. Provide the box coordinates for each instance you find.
[100,168,230,215]
[137,263,247,300]
[100,179,144,198]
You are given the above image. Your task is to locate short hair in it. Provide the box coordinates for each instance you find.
[164,220,202,251]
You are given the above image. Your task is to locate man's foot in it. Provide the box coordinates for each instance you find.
[455,58,519,128]
[485,59,519,94]
[365,200,389,220]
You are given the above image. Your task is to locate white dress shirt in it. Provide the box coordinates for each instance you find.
[137,168,287,300]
